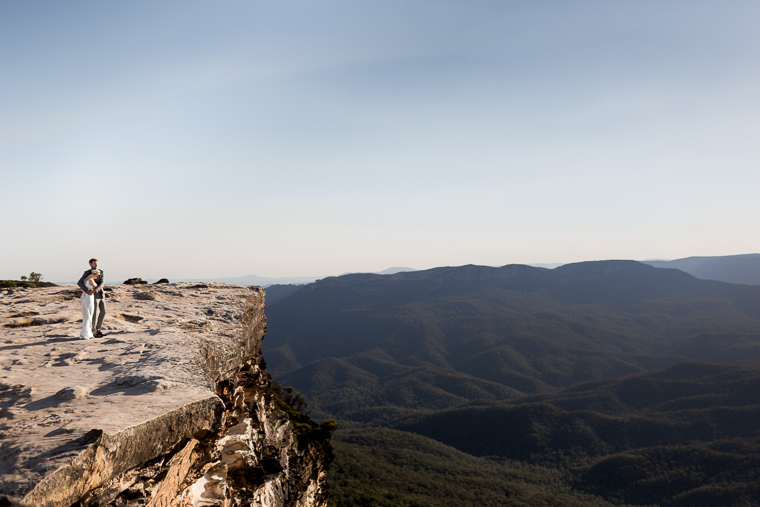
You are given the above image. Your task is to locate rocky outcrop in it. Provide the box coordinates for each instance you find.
[0,283,332,507]
[122,279,148,285]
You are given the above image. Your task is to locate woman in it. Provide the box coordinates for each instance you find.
[79,269,100,339]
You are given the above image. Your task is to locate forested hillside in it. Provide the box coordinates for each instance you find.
[262,261,760,506]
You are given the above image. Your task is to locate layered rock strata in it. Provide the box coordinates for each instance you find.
[0,283,332,506]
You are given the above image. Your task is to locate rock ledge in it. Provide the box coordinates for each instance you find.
[0,283,332,507]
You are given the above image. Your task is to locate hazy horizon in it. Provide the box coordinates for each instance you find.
[42,253,760,286]
[3,1,758,282]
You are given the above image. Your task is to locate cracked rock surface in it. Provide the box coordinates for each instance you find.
[0,283,331,507]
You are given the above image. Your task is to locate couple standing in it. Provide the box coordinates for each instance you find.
[77,258,105,339]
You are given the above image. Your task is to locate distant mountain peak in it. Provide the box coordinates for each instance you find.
[643,253,760,285]
[378,267,417,275]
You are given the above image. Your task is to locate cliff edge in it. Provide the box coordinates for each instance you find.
[0,283,333,507]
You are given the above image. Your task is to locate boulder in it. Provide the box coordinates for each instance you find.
[123,278,148,285]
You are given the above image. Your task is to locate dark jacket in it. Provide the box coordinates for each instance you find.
[77,269,105,299]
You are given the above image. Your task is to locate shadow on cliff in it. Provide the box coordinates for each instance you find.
[20,429,102,470]
[0,336,81,352]
[0,441,23,473]
[89,376,172,396]
[22,395,69,412]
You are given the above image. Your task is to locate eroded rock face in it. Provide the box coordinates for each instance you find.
[0,283,332,507]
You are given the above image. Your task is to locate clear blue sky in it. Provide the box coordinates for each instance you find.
[2,0,759,283]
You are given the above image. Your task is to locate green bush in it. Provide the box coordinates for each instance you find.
[0,280,56,289]
[269,381,338,448]
[22,272,42,283]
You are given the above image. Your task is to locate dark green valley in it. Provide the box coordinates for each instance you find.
[263,261,760,506]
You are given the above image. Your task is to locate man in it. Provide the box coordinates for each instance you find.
[77,258,105,337]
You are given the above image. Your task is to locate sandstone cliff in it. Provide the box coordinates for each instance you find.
[0,283,333,507]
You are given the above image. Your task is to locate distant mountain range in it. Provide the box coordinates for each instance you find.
[264,261,760,414]
[642,253,760,285]
[175,274,322,286]
[262,260,760,506]
[175,253,760,287]
[53,253,758,287]
[95,267,420,288]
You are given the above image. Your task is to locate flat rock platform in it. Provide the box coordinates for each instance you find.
[0,282,262,501]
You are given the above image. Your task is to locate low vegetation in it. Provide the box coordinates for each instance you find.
[269,381,338,449]
[1,272,55,288]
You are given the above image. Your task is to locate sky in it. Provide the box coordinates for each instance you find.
[2,0,759,283]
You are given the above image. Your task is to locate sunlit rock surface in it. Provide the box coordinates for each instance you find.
[0,283,331,507]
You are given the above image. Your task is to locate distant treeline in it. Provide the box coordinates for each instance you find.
[0,280,57,288]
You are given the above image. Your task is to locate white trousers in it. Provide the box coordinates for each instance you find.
[80,293,95,339]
